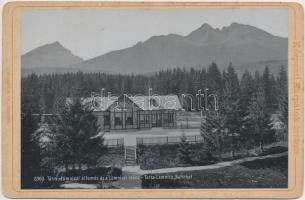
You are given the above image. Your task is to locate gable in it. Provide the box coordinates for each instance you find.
[81,94,182,112]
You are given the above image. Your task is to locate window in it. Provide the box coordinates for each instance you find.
[138,111,151,128]
[150,98,159,107]
[126,112,133,125]
[115,117,122,126]
[163,112,169,122]
[140,113,144,122]
[162,111,175,125]
[168,112,174,123]
[104,115,110,126]
[144,114,149,124]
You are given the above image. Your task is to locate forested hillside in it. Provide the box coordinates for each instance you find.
[22,62,287,116]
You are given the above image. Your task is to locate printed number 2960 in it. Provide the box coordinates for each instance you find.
[33,176,45,182]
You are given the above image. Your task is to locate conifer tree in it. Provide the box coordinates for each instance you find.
[200,111,226,160]
[222,64,242,158]
[240,70,254,113]
[177,134,192,165]
[54,96,106,171]
[21,98,40,188]
[207,62,223,94]
[32,122,57,172]
[262,66,277,111]
[247,82,273,151]
[277,65,288,140]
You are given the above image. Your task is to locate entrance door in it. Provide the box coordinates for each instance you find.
[103,113,111,131]
[152,112,162,127]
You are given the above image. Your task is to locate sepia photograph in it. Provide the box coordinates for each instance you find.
[19,7,290,190]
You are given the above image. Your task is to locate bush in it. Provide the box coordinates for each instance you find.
[190,143,218,165]
[97,146,125,167]
[137,143,217,170]
[260,146,288,156]
[137,144,180,170]
[177,135,192,165]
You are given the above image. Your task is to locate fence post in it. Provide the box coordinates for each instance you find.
[134,146,137,162]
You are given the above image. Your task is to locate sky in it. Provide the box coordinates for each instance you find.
[21,8,288,60]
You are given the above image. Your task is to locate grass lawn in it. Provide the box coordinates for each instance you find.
[141,155,288,188]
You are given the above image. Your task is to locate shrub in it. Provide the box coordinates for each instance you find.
[190,143,217,165]
[137,143,217,170]
[177,135,192,165]
[97,146,125,167]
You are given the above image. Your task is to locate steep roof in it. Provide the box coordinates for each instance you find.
[128,95,182,111]
[84,96,118,112]
[79,94,182,112]
[66,96,118,112]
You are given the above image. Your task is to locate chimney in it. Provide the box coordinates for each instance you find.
[101,88,105,98]
[107,92,112,99]
[148,88,153,97]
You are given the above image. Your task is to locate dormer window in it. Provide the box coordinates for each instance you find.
[150,98,159,107]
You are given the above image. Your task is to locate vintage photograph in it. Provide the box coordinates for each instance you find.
[21,8,288,189]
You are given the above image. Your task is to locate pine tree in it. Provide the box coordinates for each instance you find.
[262,66,277,111]
[21,101,40,188]
[222,64,242,158]
[32,122,57,172]
[270,74,279,109]
[253,70,261,91]
[22,73,43,113]
[247,82,273,151]
[277,65,288,92]
[277,65,288,140]
[207,62,223,94]
[177,134,192,165]
[54,97,106,171]
[200,111,226,160]
[240,70,254,113]
[278,92,288,140]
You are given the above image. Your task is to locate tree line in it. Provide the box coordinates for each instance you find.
[200,64,287,159]
[22,63,288,150]
[22,63,286,114]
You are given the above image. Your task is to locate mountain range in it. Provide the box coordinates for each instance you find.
[22,22,288,76]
